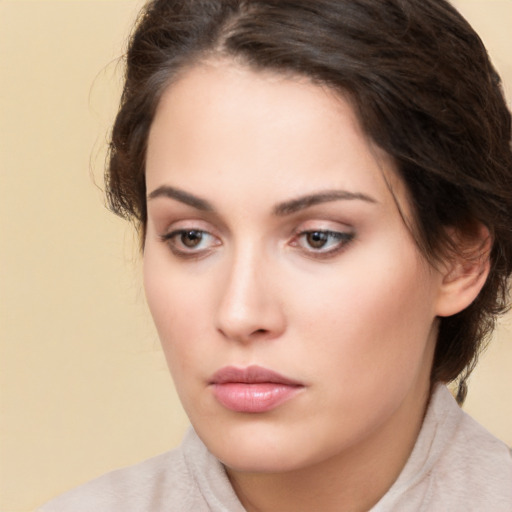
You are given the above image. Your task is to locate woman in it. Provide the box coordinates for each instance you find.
[40,0,512,510]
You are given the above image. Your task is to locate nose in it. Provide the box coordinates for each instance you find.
[215,246,286,343]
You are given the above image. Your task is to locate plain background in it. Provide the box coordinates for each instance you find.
[1,1,511,511]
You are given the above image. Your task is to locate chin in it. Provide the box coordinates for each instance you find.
[194,419,325,474]
[217,445,305,474]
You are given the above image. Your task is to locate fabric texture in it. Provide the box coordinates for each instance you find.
[38,385,512,511]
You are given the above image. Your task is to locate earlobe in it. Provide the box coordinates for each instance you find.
[435,225,492,318]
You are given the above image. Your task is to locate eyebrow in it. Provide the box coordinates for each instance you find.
[147,185,376,215]
[273,190,377,216]
[147,185,214,211]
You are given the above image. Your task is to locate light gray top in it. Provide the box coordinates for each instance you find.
[39,385,512,511]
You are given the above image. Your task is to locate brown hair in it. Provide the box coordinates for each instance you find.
[107,0,512,401]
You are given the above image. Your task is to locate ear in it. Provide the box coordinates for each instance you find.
[435,224,491,318]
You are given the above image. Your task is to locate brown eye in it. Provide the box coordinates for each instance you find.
[181,230,203,248]
[161,228,221,258]
[306,231,329,249]
[294,229,355,257]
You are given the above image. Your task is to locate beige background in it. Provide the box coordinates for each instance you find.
[0,1,511,511]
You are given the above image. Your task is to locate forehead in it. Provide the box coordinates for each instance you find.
[146,60,407,213]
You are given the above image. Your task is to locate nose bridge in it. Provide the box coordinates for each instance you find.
[215,238,283,341]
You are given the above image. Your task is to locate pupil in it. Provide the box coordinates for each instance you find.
[182,230,202,248]
[307,231,328,249]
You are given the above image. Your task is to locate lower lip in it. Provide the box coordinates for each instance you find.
[211,383,303,413]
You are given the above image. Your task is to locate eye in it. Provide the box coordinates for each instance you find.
[160,229,221,258]
[292,229,354,256]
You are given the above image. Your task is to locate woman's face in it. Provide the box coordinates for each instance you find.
[144,60,445,473]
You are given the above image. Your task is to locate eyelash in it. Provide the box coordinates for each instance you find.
[159,228,355,260]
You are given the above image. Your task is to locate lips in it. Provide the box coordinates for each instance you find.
[209,365,304,413]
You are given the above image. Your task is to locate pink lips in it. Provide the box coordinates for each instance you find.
[209,365,304,413]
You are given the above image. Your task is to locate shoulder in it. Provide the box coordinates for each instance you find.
[37,434,210,512]
[375,385,512,512]
[425,386,512,510]
[439,402,512,500]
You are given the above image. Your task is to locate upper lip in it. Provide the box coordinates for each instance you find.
[209,365,303,386]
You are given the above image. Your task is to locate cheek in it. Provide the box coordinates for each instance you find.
[291,245,438,384]
[144,271,211,420]
[143,252,208,374]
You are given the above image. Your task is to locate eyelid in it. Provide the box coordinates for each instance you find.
[147,203,227,236]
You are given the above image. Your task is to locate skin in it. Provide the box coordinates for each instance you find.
[142,60,480,511]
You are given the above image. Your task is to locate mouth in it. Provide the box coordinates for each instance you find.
[209,365,305,413]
